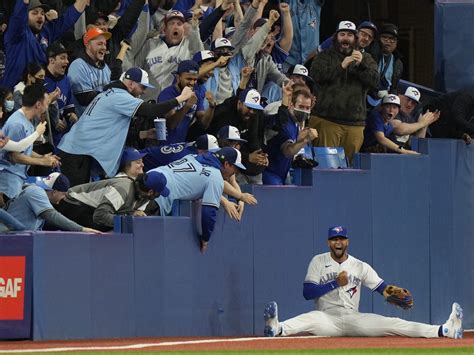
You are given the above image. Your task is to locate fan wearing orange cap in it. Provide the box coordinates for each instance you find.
[67,27,112,117]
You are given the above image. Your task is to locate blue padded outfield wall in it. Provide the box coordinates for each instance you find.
[0,138,473,340]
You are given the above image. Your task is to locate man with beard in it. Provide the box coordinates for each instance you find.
[263,225,464,339]
[207,66,268,184]
[68,27,112,116]
[263,84,318,185]
[158,60,214,144]
[367,23,403,108]
[1,0,89,89]
[309,21,379,163]
[45,42,77,148]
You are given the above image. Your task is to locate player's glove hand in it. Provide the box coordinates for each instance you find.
[383,285,414,310]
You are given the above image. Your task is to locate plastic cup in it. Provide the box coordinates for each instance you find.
[154,118,167,141]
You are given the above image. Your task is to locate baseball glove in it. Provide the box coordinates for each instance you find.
[383,285,414,310]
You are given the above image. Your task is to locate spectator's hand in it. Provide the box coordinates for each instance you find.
[67,112,79,124]
[0,134,8,149]
[74,0,90,12]
[191,8,204,26]
[240,192,257,205]
[282,79,294,97]
[55,118,67,132]
[268,9,280,26]
[82,227,103,234]
[200,239,208,253]
[222,198,240,220]
[307,127,318,141]
[47,87,61,104]
[241,66,254,78]
[216,55,232,67]
[351,50,363,65]
[221,0,235,11]
[36,121,47,135]
[462,133,472,145]
[336,271,348,286]
[139,128,157,140]
[120,39,132,52]
[279,2,290,14]
[205,91,216,107]
[42,153,61,168]
[400,148,420,155]
[0,23,7,34]
[419,111,438,127]
[185,93,198,108]
[177,86,194,103]
[341,55,355,69]
[249,149,269,166]
[132,210,147,217]
[237,200,245,220]
[45,9,58,21]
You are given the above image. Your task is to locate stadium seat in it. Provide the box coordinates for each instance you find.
[303,146,348,169]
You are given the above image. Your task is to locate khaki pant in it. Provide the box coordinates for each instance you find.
[308,115,364,164]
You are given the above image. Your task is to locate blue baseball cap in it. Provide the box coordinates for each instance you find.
[36,172,70,192]
[174,60,200,75]
[192,50,216,64]
[328,225,348,239]
[358,21,378,35]
[239,88,264,110]
[194,134,219,151]
[144,171,170,197]
[121,147,146,166]
[213,147,246,170]
[123,67,155,88]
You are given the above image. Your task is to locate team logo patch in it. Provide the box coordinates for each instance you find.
[346,286,358,298]
[0,256,26,320]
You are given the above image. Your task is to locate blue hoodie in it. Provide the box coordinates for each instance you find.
[1,0,82,89]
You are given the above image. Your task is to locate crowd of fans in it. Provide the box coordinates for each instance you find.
[1,0,473,252]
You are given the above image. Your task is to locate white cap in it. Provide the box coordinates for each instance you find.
[382,94,401,107]
[217,125,248,142]
[211,37,235,51]
[291,64,309,77]
[404,86,421,103]
[239,88,264,110]
[336,21,357,33]
[194,134,219,152]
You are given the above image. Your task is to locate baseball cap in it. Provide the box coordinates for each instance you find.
[336,21,357,34]
[36,172,70,192]
[165,10,185,23]
[83,27,112,45]
[213,147,246,170]
[46,42,71,58]
[287,64,314,83]
[224,26,236,38]
[173,60,200,74]
[404,86,421,103]
[357,21,378,35]
[380,23,399,38]
[123,67,155,88]
[121,147,147,166]
[87,12,110,26]
[28,0,50,12]
[328,225,348,239]
[211,37,235,51]
[382,94,401,107]
[194,134,219,151]
[144,171,170,197]
[217,125,248,142]
[239,88,264,110]
[192,50,216,64]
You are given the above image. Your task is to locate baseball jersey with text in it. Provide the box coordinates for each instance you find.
[141,143,198,171]
[305,253,384,312]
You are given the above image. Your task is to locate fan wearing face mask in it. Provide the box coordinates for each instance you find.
[263,80,318,185]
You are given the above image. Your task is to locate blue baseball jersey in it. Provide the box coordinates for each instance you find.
[158,84,203,144]
[67,58,111,116]
[264,119,299,184]
[141,143,198,171]
[362,110,394,149]
[58,87,143,177]
[6,185,53,231]
[272,42,289,73]
[0,110,34,198]
[149,154,223,215]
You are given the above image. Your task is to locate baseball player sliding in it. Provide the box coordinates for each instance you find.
[264,226,463,339]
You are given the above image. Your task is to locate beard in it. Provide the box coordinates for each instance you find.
[336,40,355,55]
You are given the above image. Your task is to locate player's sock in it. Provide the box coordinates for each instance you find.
[438,325,444,337]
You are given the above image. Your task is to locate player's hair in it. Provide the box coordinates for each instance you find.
[135,173,149,192]
[22,83,47,107]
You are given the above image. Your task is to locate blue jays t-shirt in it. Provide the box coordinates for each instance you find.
[141,143,198,171]
[150,154,223,215]
[7,185,53,231]
[158,84,203,144]
[363,110,394,149]
[58,86,143,177]
[265,118,299,181]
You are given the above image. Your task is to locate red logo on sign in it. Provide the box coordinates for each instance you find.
[0,256,25,320]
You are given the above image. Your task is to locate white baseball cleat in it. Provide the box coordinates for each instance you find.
[442,302,463,339]
[264,301,279,337]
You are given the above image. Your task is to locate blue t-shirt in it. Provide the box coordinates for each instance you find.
[7,185,53,231]
[271,42,289,73]
[141,143,198,171]
[58,86,143,177]
[68,58,111,116]
[158,84,203,144]
[150,154,223,215]
[363,110,394,149]
[264,118,299,182]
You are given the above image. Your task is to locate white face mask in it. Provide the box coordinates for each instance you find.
[5,100,14,112]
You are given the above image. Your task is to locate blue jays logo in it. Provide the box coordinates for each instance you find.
[232,128,240,137]
[251,96,259,103]
[387,95,397,102]
[168,10,182,18]
[412,91,419,97]
[344,23,352,28]
[332,226,344,233]
[298,67,308,75]
[347,286,358,298]
[220,38,230,45]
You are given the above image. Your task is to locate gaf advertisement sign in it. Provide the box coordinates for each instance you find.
[0,256,25,320]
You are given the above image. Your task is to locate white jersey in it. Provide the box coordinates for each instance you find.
[304,253,384,312]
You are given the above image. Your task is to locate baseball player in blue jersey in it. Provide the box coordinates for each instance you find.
[141,134,219,172]
[57,67,193,186]
[263,84,317,185]
[147,146,245,252]
[263,226,464,339]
